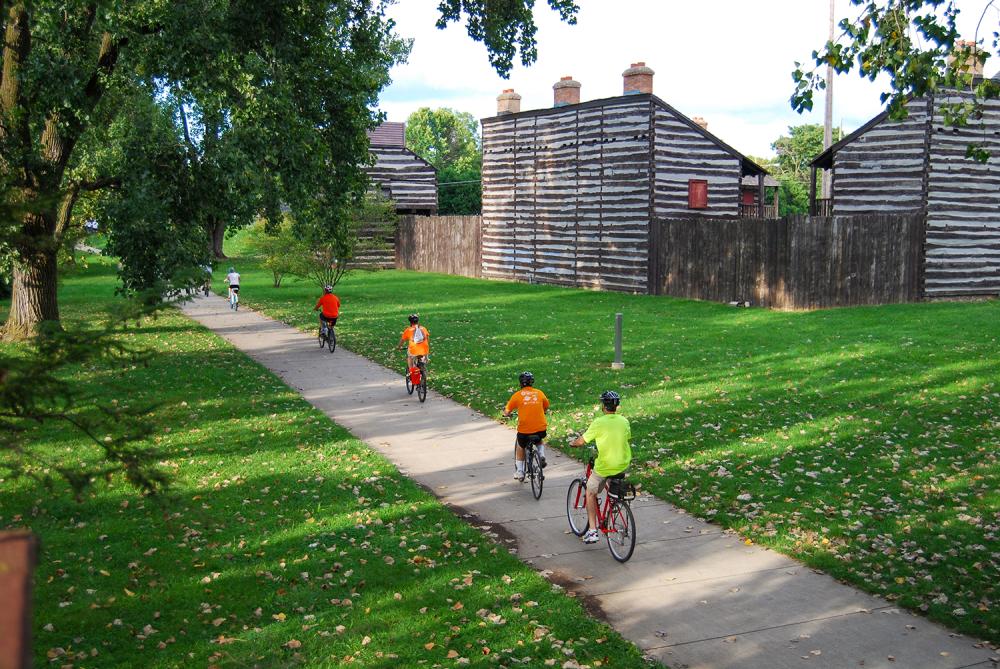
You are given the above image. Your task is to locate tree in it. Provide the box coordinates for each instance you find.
[406,107,482,215]
[772,124,844,185]
[287,193,397,289]
[1,0,580,340]
[244,218,300,288]
[750,125,845,215]
[792,0,999,161]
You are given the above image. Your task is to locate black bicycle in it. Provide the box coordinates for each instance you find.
[405,355,427,402]
[318,319,337,353]
[521,434,545,500]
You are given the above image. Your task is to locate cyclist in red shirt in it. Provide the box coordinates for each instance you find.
[313,285,340,334]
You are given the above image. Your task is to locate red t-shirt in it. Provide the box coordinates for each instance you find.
[315,294,340,318]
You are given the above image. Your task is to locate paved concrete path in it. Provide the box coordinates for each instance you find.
[181,296,997,669]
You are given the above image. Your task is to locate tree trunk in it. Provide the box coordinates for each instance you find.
[211,219,227,259]
[3,243,59,340]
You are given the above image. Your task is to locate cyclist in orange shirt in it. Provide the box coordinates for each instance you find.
[397,314,429,370]
[313,285,340,334]
[503,371,550,481]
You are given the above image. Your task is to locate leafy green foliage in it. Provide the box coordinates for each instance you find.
[243,218,300,288]
[0,259,172,496]
[791,0,999,159]
[751,124,844,215]
[1,257,656,669]
[2,0,579,334]
[406,107,482,215]
[772,124,844,184]
[436,0,580,76]
[230,251,1000,643]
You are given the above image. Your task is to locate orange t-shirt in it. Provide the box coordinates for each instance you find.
[315,294,340,318]
[505,388,549,434]
[401,325,429,356]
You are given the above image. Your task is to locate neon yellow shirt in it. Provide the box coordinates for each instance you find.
[582,413,632,477]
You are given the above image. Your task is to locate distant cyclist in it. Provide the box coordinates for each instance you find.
[503,372,550,481]
[225,266,240,302]
[397,314,430,370]
[313,285,340,334]
[571,391,632,544]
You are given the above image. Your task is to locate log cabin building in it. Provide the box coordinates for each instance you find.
[366,122,438,215]
[480,63,770,292]
[809,70,1000,298]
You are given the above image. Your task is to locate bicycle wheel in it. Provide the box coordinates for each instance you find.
[318,329,326,348]
[566,478,589,536]
[529,449,544,500]
[405,368,414,394]
[417,368,427,402]
[327,328,336,353]
[606,501,636,563]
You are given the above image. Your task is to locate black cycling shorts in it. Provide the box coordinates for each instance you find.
[229,285,240,292]
[321,315,338,326]
[516,430,547,448]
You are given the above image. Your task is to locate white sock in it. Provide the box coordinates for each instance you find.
[515,460,524,474]
[537,444,545,459]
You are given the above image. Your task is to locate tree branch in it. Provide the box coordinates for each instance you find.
[54,176,121,240]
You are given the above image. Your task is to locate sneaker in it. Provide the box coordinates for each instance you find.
[514,472,525,482]
[539,456,547,468]
[582,529,600,544]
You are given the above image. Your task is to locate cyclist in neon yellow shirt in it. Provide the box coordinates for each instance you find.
[571,390,631,544]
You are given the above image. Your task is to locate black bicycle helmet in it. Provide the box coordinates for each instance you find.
[600,390,621,411]
[408,314,419,324]
[518,371,534,387]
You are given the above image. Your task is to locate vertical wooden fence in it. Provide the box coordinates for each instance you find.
[396,215,482,278]
[649,214,925,309]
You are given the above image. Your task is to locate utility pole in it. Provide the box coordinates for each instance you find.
[823,0,835,199]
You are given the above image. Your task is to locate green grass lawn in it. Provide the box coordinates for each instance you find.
[223,237,1000,643]
[0,257,657,668]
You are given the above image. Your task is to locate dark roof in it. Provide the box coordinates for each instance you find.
[811,71,1000,169]
[367,121,406,147]
[481,93,768,177]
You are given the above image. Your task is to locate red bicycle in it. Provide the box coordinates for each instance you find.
[405,355,428,403]
[566,454,637,562]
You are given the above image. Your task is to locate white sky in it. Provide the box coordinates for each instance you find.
[378,0,996,159]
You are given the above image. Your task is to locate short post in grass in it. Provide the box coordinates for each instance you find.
[612,312,624,370]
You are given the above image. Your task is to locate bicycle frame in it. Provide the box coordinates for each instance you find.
[573,459,625,534]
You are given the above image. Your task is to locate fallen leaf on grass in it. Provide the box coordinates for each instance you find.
[283,639,301,649]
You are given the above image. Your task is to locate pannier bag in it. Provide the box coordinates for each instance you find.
[607,478,636,500]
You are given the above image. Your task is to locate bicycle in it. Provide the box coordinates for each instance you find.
[229,287,240,311]
[318,319,337,353]
[566,453,637,562]
[520,433,545,500]
[405,355,428,403]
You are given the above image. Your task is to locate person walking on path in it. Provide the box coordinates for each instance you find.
[313,285,341,334]
[571,391,631,544]
[503,371,550,481]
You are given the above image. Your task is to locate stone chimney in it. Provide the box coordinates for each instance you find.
[692,116,708,131]
[947,39,985,77]
[497,89,522,115]
[553,76,581,107]
[623,62,654,95]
